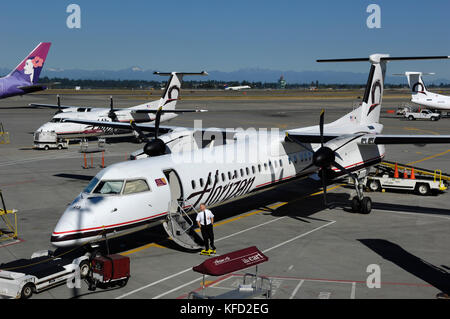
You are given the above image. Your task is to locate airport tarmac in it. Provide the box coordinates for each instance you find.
[0,91,449,299]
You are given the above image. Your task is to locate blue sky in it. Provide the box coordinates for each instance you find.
[1,1,449,78]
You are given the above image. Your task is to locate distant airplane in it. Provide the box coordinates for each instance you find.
[401,71,450,111]
[31,72,208,139]
[0,42,51,99]
[224,85,251,91]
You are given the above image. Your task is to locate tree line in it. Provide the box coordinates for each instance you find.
[39,77,450,90]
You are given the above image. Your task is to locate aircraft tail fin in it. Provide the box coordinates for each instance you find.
[404,72,435,95]
[317,55,449,125]
[9,42,51,84]
[154,71,208,109]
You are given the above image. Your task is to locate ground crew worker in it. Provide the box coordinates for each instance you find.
[196,203,216,254]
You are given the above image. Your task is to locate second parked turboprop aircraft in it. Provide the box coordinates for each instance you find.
[403,71,450,111]
[32,72,207,139]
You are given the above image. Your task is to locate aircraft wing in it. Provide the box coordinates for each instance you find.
[286,132,450,145]
[29,103,75,109]
[363,134,450,145]
[284,133,340,144]
[62,118,241,139]
[62,118,174,135]
[132,109,207,114]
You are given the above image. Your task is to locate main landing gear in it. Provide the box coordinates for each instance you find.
[349,174,372,214]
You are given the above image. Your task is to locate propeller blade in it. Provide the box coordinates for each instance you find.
[332,161,354,180]
[299,162,315,173]
[154,106,163,139]
[108,96,120,121]
[319,109,325,147]
[55,95,62,114]
[129,120,149,143]
[332,134,365,153]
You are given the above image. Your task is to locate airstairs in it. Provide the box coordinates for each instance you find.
[162,200,203,250]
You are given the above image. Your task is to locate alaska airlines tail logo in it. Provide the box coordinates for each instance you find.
[412,82,427,95]
[162,85,180,106]
[367,80,382,116]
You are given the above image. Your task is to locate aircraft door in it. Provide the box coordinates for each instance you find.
[163,169,184,211]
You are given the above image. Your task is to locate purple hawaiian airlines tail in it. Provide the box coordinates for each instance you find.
[9,42,51,84]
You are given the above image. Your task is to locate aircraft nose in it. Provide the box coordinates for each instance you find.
[51,204,92,247]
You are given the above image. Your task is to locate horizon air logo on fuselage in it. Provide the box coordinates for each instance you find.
[186,170,256,207]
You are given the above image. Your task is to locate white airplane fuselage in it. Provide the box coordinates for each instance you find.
[35,101,178,136]
[412,92,450,110]
[51,123,385,247]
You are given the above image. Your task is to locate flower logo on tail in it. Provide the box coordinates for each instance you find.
[32,56,44,68]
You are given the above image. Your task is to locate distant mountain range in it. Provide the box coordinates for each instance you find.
[1,66,449,85]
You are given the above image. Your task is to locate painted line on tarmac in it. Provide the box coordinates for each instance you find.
[403,127,440,136]
[406,149,450,166]
[121,185,343,256]
[154,220,335,299]
[289,280,305,299]
[376,209,450,220]
[116,219,335,299]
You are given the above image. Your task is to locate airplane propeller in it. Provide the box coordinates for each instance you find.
[129,106,166,156]
[107,96,119,122]
[286,110,358,208]
[129,107,207,157]
[55,95,62,114]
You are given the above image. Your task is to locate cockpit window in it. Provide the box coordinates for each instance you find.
[83,177,99,194]
[123,179,150,195]
[93,180,124,195]
[50,118,63,123]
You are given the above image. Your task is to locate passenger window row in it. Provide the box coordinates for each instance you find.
[190,157,290,190]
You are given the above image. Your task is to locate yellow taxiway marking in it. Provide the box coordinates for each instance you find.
[407,149,450,166]
[122,243,166,256]
[123,184,344,255]
[403,127,440,135]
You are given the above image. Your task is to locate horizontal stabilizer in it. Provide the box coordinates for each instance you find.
[17,85,46,93]
[154,71,208,76]
[317,56,450,63]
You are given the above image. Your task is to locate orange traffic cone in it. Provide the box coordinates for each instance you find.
[403,170,408,179]
[394,163,399,178]
[410,168,415,180]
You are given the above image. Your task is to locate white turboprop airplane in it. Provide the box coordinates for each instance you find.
[31,72,208,138]
[51,54,450,249]
[402,71,450,111]
[224,85,251,91]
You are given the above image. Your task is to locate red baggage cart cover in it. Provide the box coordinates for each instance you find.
[192,246,268,276]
